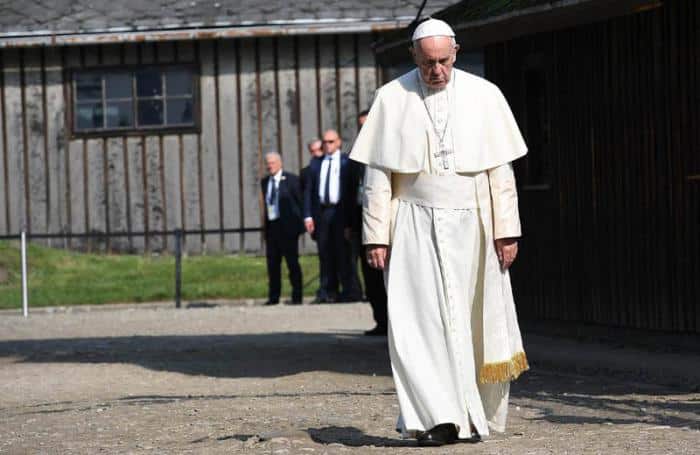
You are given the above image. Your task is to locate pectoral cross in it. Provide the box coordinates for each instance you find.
[434,142,453,170]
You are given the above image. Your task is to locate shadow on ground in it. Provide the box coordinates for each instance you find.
[1,333,697,431]
[0,332,391,378]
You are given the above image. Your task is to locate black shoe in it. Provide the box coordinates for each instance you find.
[263,300,279,306]
[364,325,387,336]
[467,424,482,442]
[416,423,458,447]
[288,300,303,305]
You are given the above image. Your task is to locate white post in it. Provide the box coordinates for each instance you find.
[21,231,28,318]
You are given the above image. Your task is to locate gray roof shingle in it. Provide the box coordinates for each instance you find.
[0,1,456,37]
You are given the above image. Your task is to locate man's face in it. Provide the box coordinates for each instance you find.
[265,154,282,175]
[322,131,341,155]
[412,36,458,89]
[308,140,323,158]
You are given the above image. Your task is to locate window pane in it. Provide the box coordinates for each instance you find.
[138,99,164,126]
[75,102,103,130]
[75,73,102,101]
[105,73,132,99]
[136,70,162,97]
[166,98,193,125]
[166,69,193,96]
[106,101,133,128]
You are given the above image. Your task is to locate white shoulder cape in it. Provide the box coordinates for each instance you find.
[349,68,527,173]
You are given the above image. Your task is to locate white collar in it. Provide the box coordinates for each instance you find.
[271,169,283,181]
[325,150,341,160]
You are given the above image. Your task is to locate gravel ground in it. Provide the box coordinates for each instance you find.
[0,303,697,454]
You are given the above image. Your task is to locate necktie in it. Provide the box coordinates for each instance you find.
[269,178,278,207]
[323,158,332,204]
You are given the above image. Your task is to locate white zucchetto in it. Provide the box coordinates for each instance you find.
[411,18,455,41]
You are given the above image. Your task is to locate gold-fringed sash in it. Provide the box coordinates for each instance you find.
[478,352,529,384]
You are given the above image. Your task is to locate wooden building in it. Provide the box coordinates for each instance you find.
[0,0,453,253]
[377,0,699,333]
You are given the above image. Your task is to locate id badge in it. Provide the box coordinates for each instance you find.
[267,203,277,220]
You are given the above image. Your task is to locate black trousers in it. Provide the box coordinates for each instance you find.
[265,221,303,303]
[316,206,361,301]
[354,232,388,328]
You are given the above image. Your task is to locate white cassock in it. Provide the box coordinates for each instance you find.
[349,67,529,439]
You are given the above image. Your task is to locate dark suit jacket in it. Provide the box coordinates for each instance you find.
[346,159,366,235]
[299,156,321,195]
[261,171,305,239]
[303,152,354,229]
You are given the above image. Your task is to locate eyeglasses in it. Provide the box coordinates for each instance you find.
[322,139,338,144]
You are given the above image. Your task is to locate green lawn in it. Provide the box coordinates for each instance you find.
[0,241,320,309]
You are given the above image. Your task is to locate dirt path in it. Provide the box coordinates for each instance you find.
[0,303,697,453]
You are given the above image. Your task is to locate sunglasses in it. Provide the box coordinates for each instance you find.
[322,139,338,144]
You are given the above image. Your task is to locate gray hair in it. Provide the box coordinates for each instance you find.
[264,151,282,162]
[307,138,321,148]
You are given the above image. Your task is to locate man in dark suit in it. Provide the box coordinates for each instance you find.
[348,110,388,335]
[304,129,362,303]
[300,138,325,301]
[300,138,323,195]
[261,152,305,305]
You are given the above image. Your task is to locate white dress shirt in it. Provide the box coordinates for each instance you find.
[318,150,341,205]
[266,169,283,221]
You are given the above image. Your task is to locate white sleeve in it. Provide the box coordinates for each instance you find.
[487,163,522,239]
[362,165,392,245]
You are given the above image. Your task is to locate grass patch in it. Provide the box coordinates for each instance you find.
[0,241,320,309]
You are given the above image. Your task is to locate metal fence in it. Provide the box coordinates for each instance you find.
[0,227,263,317]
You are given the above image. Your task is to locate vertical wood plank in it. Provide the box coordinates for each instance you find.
[0,51,7,235]
[176,40,202,253]
[156,41,176,63]
[297,36,320,147]
[86,136,106,250]
[64,47,85,249]
[318,35,338,133]
[82,46,106,251]
[198,40,222,252]
[139,43,165,253]
[121,43,144,251]
[3,49,27,234]
[145,135,164,252]
[162,135,182,252]
[258,38,279,155]
[126,136,146,251]
[100,44,129,251]
[181,133,202,253]
[217,39,241,252]
[176,41,196,63]
[23,48,48,238]
[338,34,357,147]
[44,47,68,246]
[276,37,300,173]
[296,36,320,254]
[157,41,179,252]
[357,34,378,113]
[238,38,262,252]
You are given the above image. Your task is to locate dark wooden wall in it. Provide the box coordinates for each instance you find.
[0,34,380,254]
[486,0,698,332]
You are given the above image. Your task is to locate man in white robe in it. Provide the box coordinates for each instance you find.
[349,18,529,446]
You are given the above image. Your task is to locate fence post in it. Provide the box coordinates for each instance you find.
[174,229,182,309]
[20,231,28,318]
